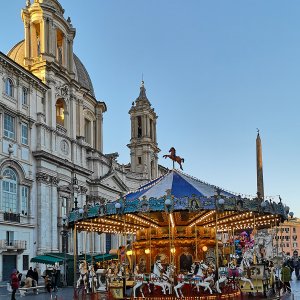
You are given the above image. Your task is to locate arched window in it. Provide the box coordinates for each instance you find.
[5,78,13,97]
[2,168,18,213]
[22,87,28,105]
[56,99,65,127]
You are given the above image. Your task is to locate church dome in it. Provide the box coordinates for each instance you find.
[7,40,95,97]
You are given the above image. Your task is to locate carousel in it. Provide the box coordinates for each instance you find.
[68,167,289,300]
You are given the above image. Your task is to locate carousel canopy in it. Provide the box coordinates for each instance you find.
[68,169,289,234]
[125,169,235,200]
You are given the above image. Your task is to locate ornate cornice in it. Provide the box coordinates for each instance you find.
[36,172,59,186]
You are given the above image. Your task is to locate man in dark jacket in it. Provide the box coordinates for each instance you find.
[26,267,34,279]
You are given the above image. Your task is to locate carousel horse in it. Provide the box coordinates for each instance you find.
[133,265,151,298]
[150,259,167,294]
[215,256,254,293]
[87,264,98,293]
[161,264,175,294]
[192,261,213,294]
[163,147,184,170]
[174,272,187,298]
[76,261,88,289]
[203,262,215,286]
[96,268,107,291]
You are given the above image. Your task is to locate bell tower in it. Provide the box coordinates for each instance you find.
[21,0,76,79]
[128,81,160,179]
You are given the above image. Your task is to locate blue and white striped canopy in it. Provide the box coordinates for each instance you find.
[125,169,236,201]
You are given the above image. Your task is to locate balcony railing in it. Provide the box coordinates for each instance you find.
[0,240,27,250]
[3,212,20,223]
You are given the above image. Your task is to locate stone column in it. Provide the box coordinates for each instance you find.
[40,21,45,54]
[78,100,84,136]
[154,119,157,143]
[95,105,103,152]
[142,115,146,137]
[44,17,49,54]
[36,173,52,254]
[63,35,67,67]
[30,23,37,58]
[24,21,31,58]
[51,176,59,252]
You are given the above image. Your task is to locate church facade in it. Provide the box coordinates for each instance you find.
[0,0,164,281]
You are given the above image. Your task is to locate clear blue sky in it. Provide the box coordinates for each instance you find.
[1,1,299,216]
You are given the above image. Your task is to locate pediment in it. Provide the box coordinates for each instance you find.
[100,172,128,193]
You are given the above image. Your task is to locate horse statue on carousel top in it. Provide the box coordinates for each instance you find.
[163,147,184,170]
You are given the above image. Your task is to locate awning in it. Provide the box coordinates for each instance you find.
[87,253,118,263]
[30,255,64,265]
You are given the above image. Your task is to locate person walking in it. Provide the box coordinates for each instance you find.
[10,269,19,300]
[33,268,39,285]
[281,262,292,294]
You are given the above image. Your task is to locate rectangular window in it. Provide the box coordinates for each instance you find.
[21,186,29,215]
[22,87,28,105]
[293,228,296,233]
[61,197,67,218]
[138,157,142,165]
[6,231,14,246]
[21,123,28,145]
[4,114,15,139]
[2,180,17,213]
[84,119,91,144]
[287,243,290,248]
[23,255,29,270]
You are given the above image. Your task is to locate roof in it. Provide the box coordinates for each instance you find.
[7,40,95,97]
[30,255,64,265]
[125,169,235,200]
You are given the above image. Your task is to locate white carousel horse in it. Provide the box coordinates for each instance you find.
[133,265,151,298]
[76,261,88,289]
[174,273,187,298]
[96,268,107,291]
[87,264,98,293]
[192,261,213,294]
[149,259,167,294]
[161,264,175,294]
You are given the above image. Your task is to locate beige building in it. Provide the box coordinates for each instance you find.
[0,0,165,281]
[273,218,300,256]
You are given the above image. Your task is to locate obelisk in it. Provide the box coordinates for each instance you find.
[256,130,264,199]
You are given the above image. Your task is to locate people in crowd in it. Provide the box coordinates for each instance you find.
[33,268,39,285]
[24,276,36,288]
[26,267,34,279]
[10,269,19,300]
[281,262,292,294]
[44,274,52,293]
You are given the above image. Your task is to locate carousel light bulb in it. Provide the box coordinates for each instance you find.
[115,202,121,209]
[170,247,176,254]
[145,249,150,254]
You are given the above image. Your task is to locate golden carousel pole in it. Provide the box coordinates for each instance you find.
[215,208,219,272]
[149,226,152,273]
[195,223,198,260]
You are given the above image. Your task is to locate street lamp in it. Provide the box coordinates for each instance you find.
[73,175,78,210]
[61,215,69,286]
